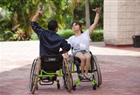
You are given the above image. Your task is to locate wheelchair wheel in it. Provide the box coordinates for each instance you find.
[56,80,60,89]
[29,58,39,94]
[62,59,73,92]
[91,55,102,87]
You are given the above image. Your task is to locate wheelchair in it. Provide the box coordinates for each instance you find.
[69,51,102,90]
[29,55,73,94]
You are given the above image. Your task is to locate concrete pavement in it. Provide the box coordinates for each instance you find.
[0,41,140,95]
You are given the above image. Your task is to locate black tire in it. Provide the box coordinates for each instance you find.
[57,83,60,89]
[62,59,73,92]
[92,84,97,90]
[29,59,36,91]
[72,84,76,91]
[56,80,60,89]
[92,56,102,87]
[29,58,39,94]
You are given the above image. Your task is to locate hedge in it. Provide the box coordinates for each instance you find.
[31,29,104,42]
[57,29,74,39]
[90,29,104,42]
[58,29,103,41]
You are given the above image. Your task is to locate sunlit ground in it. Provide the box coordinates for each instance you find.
[0,41,140,95]
[90,45,140,57]
[0,41,140,73]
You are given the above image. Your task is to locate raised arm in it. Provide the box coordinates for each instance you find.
[89,8,101,34]
[31,6,45,35]
[31,4,44,22]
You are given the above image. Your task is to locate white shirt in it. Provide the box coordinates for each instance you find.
[67,30,90,52]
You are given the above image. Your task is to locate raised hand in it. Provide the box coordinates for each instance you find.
[31,4,44,22]
[92,7,101,14]
[37,4,44,16]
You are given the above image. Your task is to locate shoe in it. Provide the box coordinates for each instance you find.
[84,73,91,80]
[78,74,85,80]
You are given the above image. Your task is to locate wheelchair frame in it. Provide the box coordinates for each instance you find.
[29,56,73,94]
[69,51,102,90]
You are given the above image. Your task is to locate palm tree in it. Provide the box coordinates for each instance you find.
[69,0,103,28]
[69,0,90,28]
[85,0,90,28]
[0,0,103,40]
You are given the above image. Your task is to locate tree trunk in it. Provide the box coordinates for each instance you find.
[85,0,90,28]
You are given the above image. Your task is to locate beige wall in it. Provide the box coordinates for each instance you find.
[104,0,140,45]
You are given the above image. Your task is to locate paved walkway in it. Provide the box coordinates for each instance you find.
[0,41,140,95]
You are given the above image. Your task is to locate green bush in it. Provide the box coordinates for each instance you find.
[58,29,103,42]
[0,31,14,41]
[30,29,74,40]
[30,32,38,40]
[57,29,74,39]
[90,29,103,42]
[30,29,103,42]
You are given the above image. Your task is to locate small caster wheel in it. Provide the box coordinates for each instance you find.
[57,80,60,89]
[73,84,76,91]
[57,83,60,89]
[92,85,96,90]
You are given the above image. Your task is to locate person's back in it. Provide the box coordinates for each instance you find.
[31,9,70,57]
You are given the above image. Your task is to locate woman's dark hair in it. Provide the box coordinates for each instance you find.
[71,21,83,33]
[48,19,58,31]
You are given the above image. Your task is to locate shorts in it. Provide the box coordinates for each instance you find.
[73,50,89,56]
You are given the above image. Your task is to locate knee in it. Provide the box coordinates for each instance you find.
[85,54,91,60]
[79,56,86,61]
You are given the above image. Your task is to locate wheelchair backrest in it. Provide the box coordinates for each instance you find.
[41,55,63,63]
[41,55,63,72]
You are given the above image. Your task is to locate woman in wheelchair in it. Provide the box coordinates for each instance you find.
[64,7,100,79]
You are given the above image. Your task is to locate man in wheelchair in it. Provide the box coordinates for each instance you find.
[64,8,101,80]
[31,7,71,59]
[30,6,72,94]
[31,5,71,70]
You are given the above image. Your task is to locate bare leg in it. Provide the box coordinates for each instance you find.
[84,52,91,74]
[75,52,86,74]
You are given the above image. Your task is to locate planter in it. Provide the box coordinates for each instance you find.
[132,35,140,48]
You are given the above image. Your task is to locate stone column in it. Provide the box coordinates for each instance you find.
[104,0,140,45]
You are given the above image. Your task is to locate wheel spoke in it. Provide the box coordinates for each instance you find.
[92,56,102,87]
[29,58,40,94]
[62,59,73,92]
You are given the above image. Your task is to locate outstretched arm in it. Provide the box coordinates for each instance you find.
[31,7,43,22]
[31,6,44,35]
[89,8,101,34]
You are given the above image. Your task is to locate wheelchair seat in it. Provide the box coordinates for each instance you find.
[73,52,94,74]
[41,55,63,72]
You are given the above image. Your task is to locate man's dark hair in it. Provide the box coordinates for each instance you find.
[48,20,58,31]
